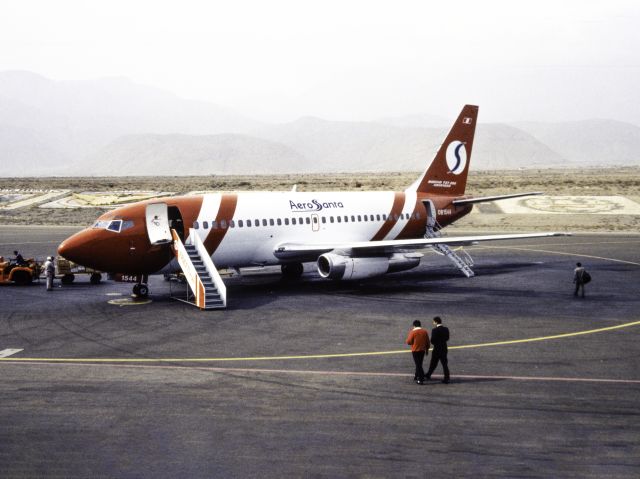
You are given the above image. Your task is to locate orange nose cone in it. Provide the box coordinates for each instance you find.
[58,229,97,268]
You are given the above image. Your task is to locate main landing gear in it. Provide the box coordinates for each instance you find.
[281,262,304,280]
[132,274,149,298]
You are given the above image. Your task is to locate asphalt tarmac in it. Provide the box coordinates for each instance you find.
[1,226,639,478]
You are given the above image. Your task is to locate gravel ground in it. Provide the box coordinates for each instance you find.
[1,168,639,231]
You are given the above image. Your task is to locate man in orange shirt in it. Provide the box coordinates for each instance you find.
[406,320,430,385]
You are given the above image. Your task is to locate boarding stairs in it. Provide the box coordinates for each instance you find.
[423,201,475,278]
[171,228,227,310]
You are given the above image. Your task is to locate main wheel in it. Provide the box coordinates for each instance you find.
[12,270,30,286]
[90,273,102,285]
[281,262,304,279]
[61,273,75,285]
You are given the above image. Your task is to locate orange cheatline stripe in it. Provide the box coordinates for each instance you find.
[395,197,427,240]
[371,192,405,241]
[204,193,238,254]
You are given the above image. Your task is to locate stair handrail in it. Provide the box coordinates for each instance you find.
[190,227,227,308]
[171,229,205,308]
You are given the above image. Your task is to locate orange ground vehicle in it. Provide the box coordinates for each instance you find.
[0,256,41,285]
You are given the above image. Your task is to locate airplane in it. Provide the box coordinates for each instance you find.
[58,105,568,308]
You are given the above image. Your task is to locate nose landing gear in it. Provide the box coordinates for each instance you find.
[132,274,149,298]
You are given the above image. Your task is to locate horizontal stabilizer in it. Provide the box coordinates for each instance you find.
[452,191,544,206]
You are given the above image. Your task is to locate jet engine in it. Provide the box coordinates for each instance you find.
[317,252,423,280]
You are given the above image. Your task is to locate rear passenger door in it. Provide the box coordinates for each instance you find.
[311,214,320,232]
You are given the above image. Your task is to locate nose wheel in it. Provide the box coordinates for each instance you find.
[132,283,149,298]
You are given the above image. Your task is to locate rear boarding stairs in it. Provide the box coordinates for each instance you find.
[422,200,475,278]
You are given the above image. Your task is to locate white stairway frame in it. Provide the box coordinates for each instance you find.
[189,228,227,309]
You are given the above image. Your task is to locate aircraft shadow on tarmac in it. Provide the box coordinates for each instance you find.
[42,259,557,311]
[210,260,552,308]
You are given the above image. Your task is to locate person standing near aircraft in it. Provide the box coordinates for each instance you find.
[43,256,55,291]
[573,262,588,298]
[426,316,450,384]
[406,320,430,385]
[13,250,26,266]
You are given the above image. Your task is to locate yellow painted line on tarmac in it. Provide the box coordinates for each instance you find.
[2,320,639,364]
[107,298,152,306]
[451,320,640,350]
[476,244,640,267]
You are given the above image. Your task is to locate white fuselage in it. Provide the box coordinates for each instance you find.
[161,190,421,271]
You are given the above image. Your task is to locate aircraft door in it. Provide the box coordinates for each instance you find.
[167,205,185,241]
[311,214,320,232]
[145,203,172,245]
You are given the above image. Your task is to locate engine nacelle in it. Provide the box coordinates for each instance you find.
[317,252,422,280]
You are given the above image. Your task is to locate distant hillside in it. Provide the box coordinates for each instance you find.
[253,117,436,171]
[1,71,639,176]
[253,119,566,171]
[472,124,568,169]
[515,120,640,167]
[0,124,67,175]
[0,71,260,175]
[89,134,305,176]
[93,120,567,175]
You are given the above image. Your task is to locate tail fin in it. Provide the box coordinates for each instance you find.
[408,104,479,195]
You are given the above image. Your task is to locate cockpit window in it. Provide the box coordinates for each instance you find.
[106,220,123,233]
[92,219,132,233]
[93,220,110,229]
[121,220,135,231]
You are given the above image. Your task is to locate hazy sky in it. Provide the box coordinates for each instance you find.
[2,0,639,124]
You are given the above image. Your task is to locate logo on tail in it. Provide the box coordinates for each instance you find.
[445,141,467,175]
[407,104,478,195]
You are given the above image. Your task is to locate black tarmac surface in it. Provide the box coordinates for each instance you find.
[1,226,639,478]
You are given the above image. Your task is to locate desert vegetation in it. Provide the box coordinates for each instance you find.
[0,167,638,232]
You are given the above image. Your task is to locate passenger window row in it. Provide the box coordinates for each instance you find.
[193,212,421,230]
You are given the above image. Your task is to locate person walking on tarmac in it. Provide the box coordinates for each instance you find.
[43,256,55,291]
[573,262,589,298]
[406,320,430,385]
[426,316,450,384]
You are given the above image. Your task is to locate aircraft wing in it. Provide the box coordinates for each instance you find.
[274,232,570,259]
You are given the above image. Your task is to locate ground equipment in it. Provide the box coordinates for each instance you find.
[56,257,103,284]
[0,257,41,285]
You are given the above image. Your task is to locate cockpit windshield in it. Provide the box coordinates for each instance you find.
[93,219,130,233]
[106,220,122,232]
[92,220,111,229]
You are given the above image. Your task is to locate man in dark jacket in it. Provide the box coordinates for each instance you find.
[426,316,450,383]
[13,250,27,266]
[573,262,587,298]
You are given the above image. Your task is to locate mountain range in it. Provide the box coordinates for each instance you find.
[1,71,638,176]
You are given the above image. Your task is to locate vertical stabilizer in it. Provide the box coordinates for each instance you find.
[408,105,479,195]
